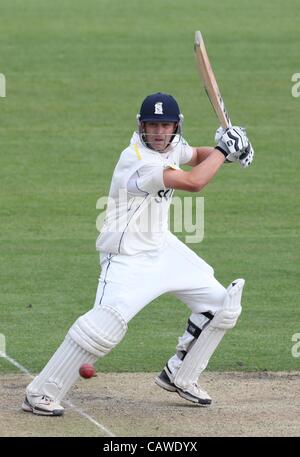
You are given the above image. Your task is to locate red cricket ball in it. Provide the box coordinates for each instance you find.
[79,363,96,379]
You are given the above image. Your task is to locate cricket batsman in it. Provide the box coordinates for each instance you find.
[22,93,254,415]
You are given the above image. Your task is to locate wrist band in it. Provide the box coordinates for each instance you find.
[215,145,228,158]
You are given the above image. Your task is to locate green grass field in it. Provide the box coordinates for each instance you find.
[0,0,299,374]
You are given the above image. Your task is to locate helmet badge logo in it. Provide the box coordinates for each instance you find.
[154,102,163,115]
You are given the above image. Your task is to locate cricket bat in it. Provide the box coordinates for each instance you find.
[194,31,231,128]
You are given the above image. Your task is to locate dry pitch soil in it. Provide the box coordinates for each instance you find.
[0,372,299,437]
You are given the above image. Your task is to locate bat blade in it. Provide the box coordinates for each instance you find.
[194,31,231,128]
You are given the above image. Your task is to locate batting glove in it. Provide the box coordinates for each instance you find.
[215,126,249,163]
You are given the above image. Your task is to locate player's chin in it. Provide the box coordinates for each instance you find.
[151,141,167,152]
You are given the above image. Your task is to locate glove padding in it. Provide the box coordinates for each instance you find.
[239,142,254,168]
[215,126,249,163]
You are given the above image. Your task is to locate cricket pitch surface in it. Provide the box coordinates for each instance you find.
[0,372,299,437]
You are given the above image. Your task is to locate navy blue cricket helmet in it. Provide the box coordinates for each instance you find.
[137,92,184,150]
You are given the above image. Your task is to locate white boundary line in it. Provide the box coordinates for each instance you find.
[0,351,116,437]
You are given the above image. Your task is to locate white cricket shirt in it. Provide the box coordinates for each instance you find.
[96,132,193,255]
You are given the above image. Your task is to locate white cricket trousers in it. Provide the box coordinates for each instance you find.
[26,231,226,401]
[94,232,226,323]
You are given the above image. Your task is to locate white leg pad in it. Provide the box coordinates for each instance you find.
[174,279,244,390]
[27,305,127,401]
[167,313,211,377]
[68,305,127,357]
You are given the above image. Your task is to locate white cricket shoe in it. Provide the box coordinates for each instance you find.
[175,382,212,406]
[22,393,64,416]
[155,365,212,406]
[155,365,177,392]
